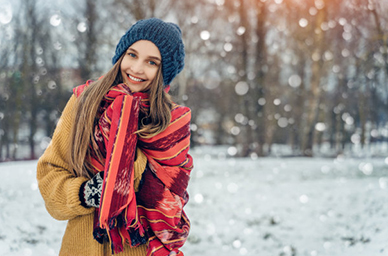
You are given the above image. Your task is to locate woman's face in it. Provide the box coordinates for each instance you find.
[121,40,161,92]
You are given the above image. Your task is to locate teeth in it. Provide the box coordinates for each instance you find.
[128,74,144,82]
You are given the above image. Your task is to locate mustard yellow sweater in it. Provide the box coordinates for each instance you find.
[37,95,147,256]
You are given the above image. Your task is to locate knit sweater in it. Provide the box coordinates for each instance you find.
[37,95,148,256]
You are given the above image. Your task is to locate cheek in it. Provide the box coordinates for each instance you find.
[120,56,131,70]
[147,68,158,80]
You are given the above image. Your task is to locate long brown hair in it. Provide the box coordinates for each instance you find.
[68,54,172,178]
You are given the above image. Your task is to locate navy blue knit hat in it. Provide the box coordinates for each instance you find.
[112,18,185,86]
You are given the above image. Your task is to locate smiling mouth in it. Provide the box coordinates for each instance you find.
[127,74,146,83]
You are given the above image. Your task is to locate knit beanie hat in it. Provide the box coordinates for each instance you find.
[112,18,185,86]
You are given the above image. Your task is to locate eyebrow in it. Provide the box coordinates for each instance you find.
[127,48,161,62]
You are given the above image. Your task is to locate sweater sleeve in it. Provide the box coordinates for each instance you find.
[37,95,94,220]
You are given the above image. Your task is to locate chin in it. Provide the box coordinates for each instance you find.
[128,84,147,93]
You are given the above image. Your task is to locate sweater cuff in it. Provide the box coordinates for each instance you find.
[67,177,94,215]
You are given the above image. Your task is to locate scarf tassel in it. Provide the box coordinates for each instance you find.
[93,226,108,244]
[106,211,148,254]
[93,208,148,254]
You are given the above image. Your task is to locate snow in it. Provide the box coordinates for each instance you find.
[1,152,388,256]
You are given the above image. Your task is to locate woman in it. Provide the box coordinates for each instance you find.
[37,18,193,256]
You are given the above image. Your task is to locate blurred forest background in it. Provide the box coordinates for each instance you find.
[0,0,387,161]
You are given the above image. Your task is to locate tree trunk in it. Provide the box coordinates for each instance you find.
[235,0,252,157]
[79,0,98,81]
[26,0,38,159]
[301,5,327,156]
[358,90,367,147]
[370,4,388,78]
[254,0,267,156]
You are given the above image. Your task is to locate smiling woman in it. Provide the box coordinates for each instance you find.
[121,40,161,92]
[36,18,193,256]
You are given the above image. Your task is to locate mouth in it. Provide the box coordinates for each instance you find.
[126,74,146,83]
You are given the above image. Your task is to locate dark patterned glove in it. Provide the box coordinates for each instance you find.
[79,172,104,208]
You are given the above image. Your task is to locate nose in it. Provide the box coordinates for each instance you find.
[130,60,144,74]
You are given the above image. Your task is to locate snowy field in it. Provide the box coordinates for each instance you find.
[1,149,388,256]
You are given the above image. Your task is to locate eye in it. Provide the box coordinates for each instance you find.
[128,52,136,58]
[149,60,157,66]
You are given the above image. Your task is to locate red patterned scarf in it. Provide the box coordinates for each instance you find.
[73,81,193,255]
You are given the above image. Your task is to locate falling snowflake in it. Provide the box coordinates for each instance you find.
[235,81,249,96]
[50,14,61,27]
[200,30,210,40]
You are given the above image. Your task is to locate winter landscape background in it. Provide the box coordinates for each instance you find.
[1,0,388,255]
[1,0,388,160]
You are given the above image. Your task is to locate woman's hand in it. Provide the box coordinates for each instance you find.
[80,172,104,208]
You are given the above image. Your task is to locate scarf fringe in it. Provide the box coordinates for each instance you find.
[103,211,148,254]
[93,226,108,244]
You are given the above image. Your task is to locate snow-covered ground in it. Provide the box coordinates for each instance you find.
[1,150,388,256]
